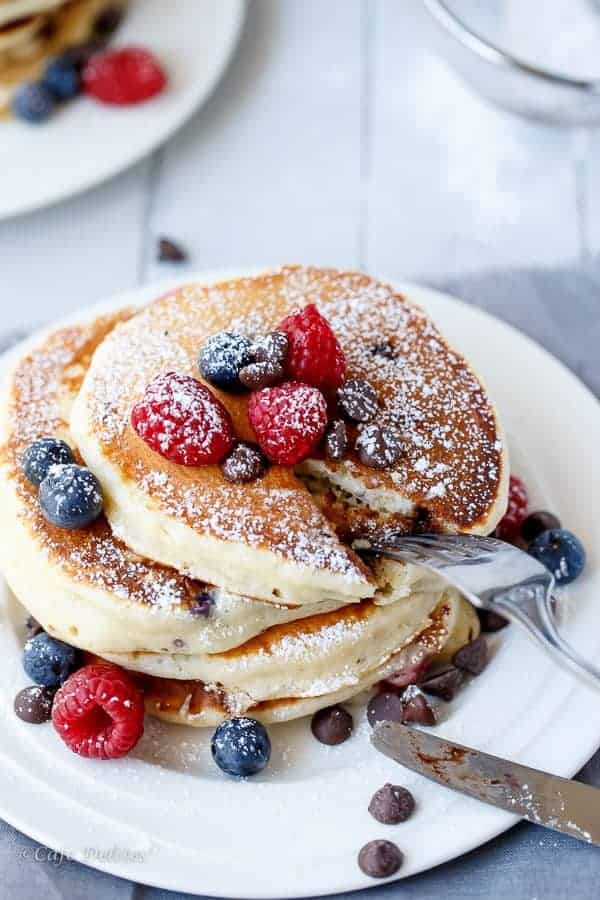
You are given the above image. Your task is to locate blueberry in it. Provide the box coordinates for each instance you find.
[39,464,103,529]
[23,632,81,688]
[528,528,586,586]
[199,332,252,390]
[211,717,271,777]
[12,82,56,123]
[21,438,74,486]
[42,56,81,100]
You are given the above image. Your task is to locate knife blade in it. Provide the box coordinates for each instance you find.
[371,721,600,846]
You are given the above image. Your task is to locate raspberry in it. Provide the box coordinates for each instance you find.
[52,664,144,759]
[278,304,346,395]
[495,474,528,542]
[131,372,234,466]
[248,382,328,465]
[82,47,167,105]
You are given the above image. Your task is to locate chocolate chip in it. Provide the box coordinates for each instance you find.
[337,378,379,422]
[251,331,288,365]
[367,691,404,727]
[238,359,284,389]
[324,419,348,461]
[371,340,397,360]
[368,784,415,824]
[477,608,509,633]
[453,636,488,675]
[355,424,403,469]
[221,442,268,483]
[521,510,561,543]
[401,687,435,725]
[189,592,214,618]
[94,5,125,37]
[420,666,463,701]
[358,840,403,878]
[26,615,43,638]
[311,705,353,745]
[14,685,54,724]
[158,237,188,263]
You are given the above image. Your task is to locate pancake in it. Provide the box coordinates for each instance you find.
[0,313,438,656]
[71,266,508,608]
[121,595,468,726]
[0,0,127,118]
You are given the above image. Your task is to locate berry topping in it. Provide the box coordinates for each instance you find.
[21,437,74,486]
[198,332,253,390]
[528,528,586,586]
[477,608,509,632]
[12,82,56,123]
[39,464,103,529]
[189,591,214,618]
[310,705,353,745]
[131,372,235,466]
[368,784,415,825]
[52,663,144,759]
[358,840,403,879]
[337,378,379,423]
[452,636,488,675]
[248,382,328,465]
[521,510,561,543]
[211,717,271,777]
[158,237,187,263]
[420,666,464,701]
[278,304,346,394]
[221,442,268,483]
[400,685,435,725]
[250,331,289,365]
[14,685,55,724]
[367,691,404,727]
[82,47,167,105]
[495,474,528,542]
[23,633,81,689]
[355,424,403,469]
[43,56,81,100]
[324,419,348,461]
[239,359,284,390]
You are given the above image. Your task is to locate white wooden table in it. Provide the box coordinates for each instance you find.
[0,0,593,335]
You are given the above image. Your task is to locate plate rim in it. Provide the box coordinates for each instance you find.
[0,268,599,898]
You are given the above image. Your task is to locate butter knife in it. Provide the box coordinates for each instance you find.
[371,721,600,846]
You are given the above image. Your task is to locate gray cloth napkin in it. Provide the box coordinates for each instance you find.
[3,265,600,900]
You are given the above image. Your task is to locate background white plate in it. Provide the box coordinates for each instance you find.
[0,0,245,220]
[0,272,599,898]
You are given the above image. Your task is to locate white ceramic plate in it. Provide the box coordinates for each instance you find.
[0,0,245,220]
[0,272,599,898]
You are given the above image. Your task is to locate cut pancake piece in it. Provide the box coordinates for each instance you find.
[114,593,471,726]
[71,266,507,608]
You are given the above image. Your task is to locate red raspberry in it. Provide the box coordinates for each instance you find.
[52,664,144,759]
[248,382,328,465]
[131,372,234,466]
[278,304,346,395]
[495,474,529,542]
[82,47,167,105]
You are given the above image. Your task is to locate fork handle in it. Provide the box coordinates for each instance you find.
[493,590,600,686]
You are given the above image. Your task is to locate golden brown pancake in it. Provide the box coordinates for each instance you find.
[71,266,508,608]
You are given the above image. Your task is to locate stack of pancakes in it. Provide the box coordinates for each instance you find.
[0,267,508,727]
[0,0,127,117]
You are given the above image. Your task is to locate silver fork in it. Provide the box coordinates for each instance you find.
[361,533,600,685]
